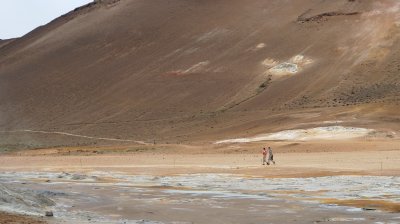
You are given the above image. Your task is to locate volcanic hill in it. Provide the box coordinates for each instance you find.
[0,0,399,149]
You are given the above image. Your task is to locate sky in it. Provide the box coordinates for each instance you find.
[0,0,92,39]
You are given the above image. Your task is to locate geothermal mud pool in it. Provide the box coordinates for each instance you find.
[0,172,399,223]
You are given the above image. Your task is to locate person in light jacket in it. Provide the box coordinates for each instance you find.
[262,148,267,165]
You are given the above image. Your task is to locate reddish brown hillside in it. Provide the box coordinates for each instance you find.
[0,0,399,149]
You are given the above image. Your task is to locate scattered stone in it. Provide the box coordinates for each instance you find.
[72,174,86,180]
[45,211,53,217]
[362,207,377,211]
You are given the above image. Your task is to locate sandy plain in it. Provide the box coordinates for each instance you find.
[1,139,399,223]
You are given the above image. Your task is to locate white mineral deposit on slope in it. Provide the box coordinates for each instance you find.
[290,54,313,65]
[255,43,266,50]
[184,61,210,73]
[196,28,229,42]
[262,58,279,67]
[216,126,374,144]
[266,54,313,75]
[269,62,298,74]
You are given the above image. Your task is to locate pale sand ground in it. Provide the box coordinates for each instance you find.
[1,139,399,223]
[1,140,399,177]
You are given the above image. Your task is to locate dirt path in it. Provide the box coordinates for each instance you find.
[0,129,148,145]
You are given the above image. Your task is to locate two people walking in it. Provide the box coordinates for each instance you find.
[262,146,275,165]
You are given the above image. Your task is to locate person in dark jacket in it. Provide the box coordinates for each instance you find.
[267,146,275,165]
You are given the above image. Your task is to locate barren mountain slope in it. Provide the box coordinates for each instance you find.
[0,39,15,49]
[0,0,399,148]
